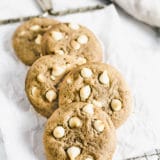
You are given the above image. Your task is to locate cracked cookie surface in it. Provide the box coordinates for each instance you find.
[43,102,116,160]
[59,63,132,128]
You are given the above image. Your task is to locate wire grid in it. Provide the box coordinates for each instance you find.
[126,149,160,160]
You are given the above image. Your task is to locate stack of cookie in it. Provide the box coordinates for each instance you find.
[12,17,132,160]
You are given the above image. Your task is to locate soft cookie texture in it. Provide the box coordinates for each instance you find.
[25,55,87,118]
[12,18,59,65]
[41,23,103,62]
[43,102,116,160]
[59,63,132,128]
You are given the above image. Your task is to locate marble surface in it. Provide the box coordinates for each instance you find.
[0,0,160,160]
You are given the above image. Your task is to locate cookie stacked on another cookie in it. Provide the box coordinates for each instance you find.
[12,17,133,160]
[43,102,117,160]
[25,54,87,118]
[58,63,132,128]
[13,18,59,65]
[12,19,103,66]
[41,23,103,62]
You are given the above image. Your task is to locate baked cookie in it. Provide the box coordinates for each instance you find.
[43,102,116,160]
[25,55,87,118]
[59,63,132,128]
[12,18,59,65]
[41,23,103,62]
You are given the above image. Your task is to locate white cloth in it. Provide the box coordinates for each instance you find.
[113,0,160,27]
[0,0,160,160]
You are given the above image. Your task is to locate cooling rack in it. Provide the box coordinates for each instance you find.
[0,1,159,159]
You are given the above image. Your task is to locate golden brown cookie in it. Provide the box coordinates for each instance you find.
[43,102,116,160]
[59,63,132,128]
[41,23,103,62]
[25,55,87,118]
[12,18,59,65]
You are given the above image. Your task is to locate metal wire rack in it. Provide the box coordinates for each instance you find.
[0,0,112,25]
[0,1,159,160]
[126,149,160,160]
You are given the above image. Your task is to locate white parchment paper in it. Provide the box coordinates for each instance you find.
[0,0,160,160]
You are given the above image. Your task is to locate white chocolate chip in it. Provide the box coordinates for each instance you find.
[66,63,72,69]
[30,25,41,31]
[44,25,52,30]
[93,120,105,132]
[77,35,88,44]
[92,100,103,108]
[66,78,72,84]
[69,117,82,128]
[53,126,65,138]
[67,146,81,160]
[50,75,56,81]
[55,49,65,55]
[35,34,42,45]
[81,68,92,78]
[77,57,87,65]
[111,99,122,111]
[85,156,94,160]
[51,31,63,41]
[19,31,26,36]
[45,90,57,102]
[69,23,80,30]
[83,104,94,115]
[99,71,109,85]
[37,73,45,82]
[80,85,91,101]
[52,65,66,76]
[31,86,38,96]
[71,40,81,50]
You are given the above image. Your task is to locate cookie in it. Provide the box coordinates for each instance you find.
[43,102,116,160]
[59,63,132,128]
[12,18,59,65]
[25,54,87,118]
[41,23,103,62]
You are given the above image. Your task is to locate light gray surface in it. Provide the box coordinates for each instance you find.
[0,129,7,160]
[0,0,160,160]
[113,0,160,27]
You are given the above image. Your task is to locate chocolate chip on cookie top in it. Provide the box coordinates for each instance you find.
[43,102,116,160]
[59,63,132,128]
[12,18,59,65]
[25,55,87,118]
[41,23,103,62]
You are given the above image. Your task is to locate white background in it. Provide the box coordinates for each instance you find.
[0,0,160,160]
